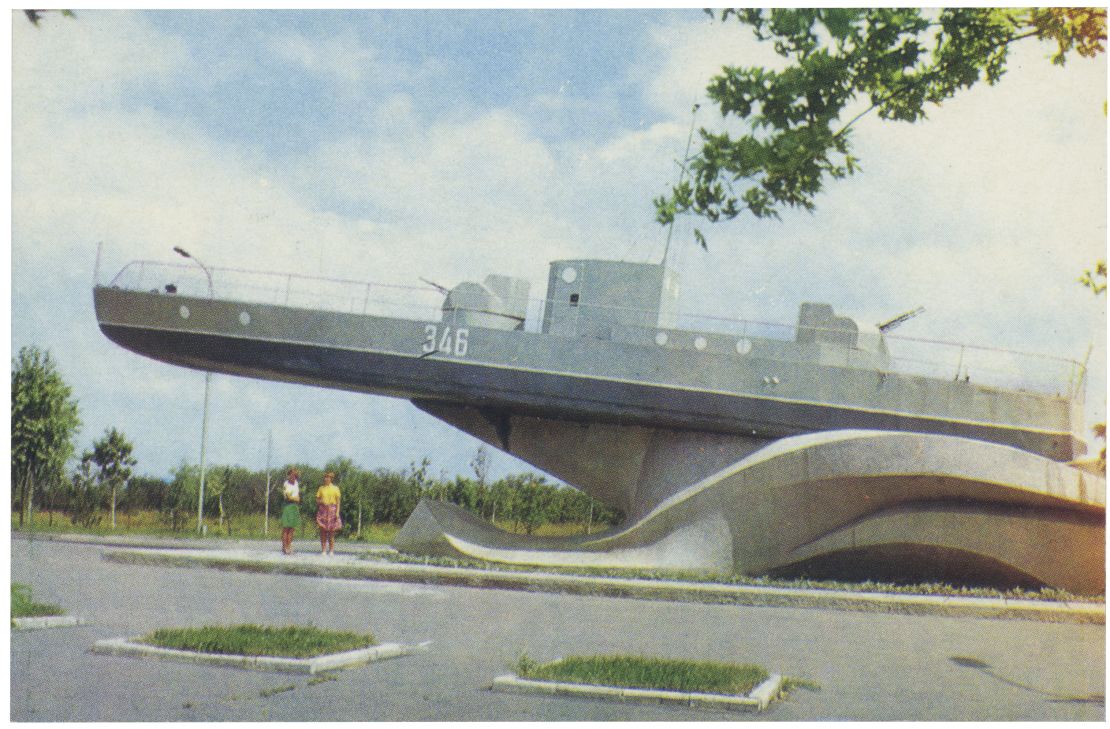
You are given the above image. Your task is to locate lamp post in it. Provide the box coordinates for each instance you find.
[173,246,214,534]
[172,246,213,297]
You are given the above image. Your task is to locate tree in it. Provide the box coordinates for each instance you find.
[164,463,200,533]
[655,8,1107,245]
[68,455,102,528]
[1093,423,1107,472]
[213,465,260,536]
[11,346,81,528]
[344,471,371,539]
[1080,260,1107,295]
[123,475,170,513]
[470,445,490,488]
[1079,260,1107,471]
[23,10,75,26]
[90,428,137,530]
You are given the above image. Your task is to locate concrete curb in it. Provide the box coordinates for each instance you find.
[13,530,390,556]
[491,673,784,712]
[90,637,426,674]
[102,548,1106,625]
[11,615,87,631]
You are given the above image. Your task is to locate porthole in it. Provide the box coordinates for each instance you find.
[179,305,190,319]
[239,311,251,326]
[735,338,752,355]
[561,266,578,284]
[694,336,707,351]
[655,331,668,346]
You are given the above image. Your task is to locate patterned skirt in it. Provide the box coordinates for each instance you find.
[316,503,342,532]
[280,502,300,528]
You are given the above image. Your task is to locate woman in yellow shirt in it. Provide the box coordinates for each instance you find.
[315,471,342,556]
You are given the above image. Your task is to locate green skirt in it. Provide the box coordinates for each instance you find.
[280,502,301,528]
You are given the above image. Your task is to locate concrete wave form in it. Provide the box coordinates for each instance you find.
[394,430,1105,595]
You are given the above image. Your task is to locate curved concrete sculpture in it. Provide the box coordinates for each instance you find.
[93,256,1105,594]
[395,430,1105,594]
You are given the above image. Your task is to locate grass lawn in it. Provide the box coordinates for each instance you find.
[11,510,398,544]
[138,624,377,658]
[515,654,769,695]
[11,510,601,542]
[11,583,65,619]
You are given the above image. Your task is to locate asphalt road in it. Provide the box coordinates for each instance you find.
[9,539,1105,721]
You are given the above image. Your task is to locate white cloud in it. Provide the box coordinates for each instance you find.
[12,11,189,112]
[264,26,445,97]
[267,26,378,85]
[638,16,788,118]
[294,103,588,288]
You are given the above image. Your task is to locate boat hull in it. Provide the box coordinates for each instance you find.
[94,287,1083,462]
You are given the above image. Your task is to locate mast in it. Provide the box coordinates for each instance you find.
[661,102,700,269]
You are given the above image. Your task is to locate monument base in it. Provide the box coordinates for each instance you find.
[394,430,1106,595]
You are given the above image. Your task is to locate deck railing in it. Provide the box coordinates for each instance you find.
[103,259,1086,402]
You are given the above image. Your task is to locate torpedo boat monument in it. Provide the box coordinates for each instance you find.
[93,253,1105,594]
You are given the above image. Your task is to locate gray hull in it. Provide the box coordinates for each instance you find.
[93,287,1082,461]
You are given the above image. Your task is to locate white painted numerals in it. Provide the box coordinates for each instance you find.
[422,324,469,357]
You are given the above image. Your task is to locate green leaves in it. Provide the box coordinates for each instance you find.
[655,8,1107,247]
[11,346,81,526]
[1028,8,1107,65]
[23,9,76,26]
[1079,259,1107,295]
[91,427,137,488]
[693,228,707,250]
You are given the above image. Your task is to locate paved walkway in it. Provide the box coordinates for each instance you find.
[25,532,1102,624]
[10,535,1106,720]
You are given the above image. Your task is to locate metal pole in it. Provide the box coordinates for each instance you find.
[173,246,213,297]
[263,430,272,537]
[26,476,34,541]
[172,247,214,536]
[661,102,700,269]
[93,241,103,286]
[197,371,210,534]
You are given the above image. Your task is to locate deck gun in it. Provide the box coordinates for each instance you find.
[877,306,925,333]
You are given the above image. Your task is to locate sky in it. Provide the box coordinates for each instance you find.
[9,9,1107,483]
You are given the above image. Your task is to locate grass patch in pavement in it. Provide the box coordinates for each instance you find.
[138,624,376,658]
[782,676,822,693]
[259,683,297,698]
[11,583,65,619]
[378,552,1102,603]
[514,653,768,695]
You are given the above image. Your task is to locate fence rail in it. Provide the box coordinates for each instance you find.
[104,260,1084,401]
